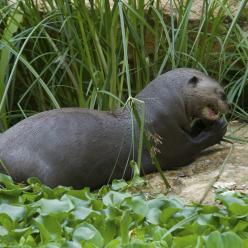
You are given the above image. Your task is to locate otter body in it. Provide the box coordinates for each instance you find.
[0,68,229,188]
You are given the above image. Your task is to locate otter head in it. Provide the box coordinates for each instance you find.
[185,75,230,121]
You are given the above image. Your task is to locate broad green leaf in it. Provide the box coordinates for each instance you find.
[120,210,130,245]
[72,206,95,220]
[160,208,180,224]
[233,220,248,232]
[105,238,121,248]
[217,192,245,206]
[124,197,149,218]
[61,241,81,248]
[34,198,74,215]
[35,216,62,241]
[172,234,198,248]
[111,179,128,191]
[63,194,89,207]
[229,203,248,217]
[125,240,151,247]
[40,244,60,248]
[146,208,161,225]
[98,220,117,244]
[222,231,244,248]
[103,191,131,206]
[0,203,26,222]
[0,213,13,230]
[0,226,8,236]
[206,231,224,248]
[73,223,104,247]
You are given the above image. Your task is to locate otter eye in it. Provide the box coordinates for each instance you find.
[188,76,199,87]
[220,92,226,101]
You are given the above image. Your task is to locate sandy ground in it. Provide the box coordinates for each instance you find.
[141,122,248,204]
[92,0,242,18]
[8,0,243,17]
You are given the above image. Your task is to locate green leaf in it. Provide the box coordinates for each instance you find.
[105,238,121,248]
[146,208,161,225]
[35,215,62,241]
[63,194,89,207]
[229,203,248,217]
[0,226,8,236]
[173,234,198,248]
[233,220,248,232]
[61,241,81,248]
[73,223,104,247]
[111,179,128,191]
[206,231,224,248]
[120,210,130,245]
[222,231,244,248]
[40,244,60,248]
[103,191,131,206]
[72,206,94,220]
[98,220,117,244]
[0,203,26,222]
[217,191,245,206]
[160,208,180,224]
[0,213,13,230]
[124,197,149,218]
[125,240,151,247]
[34,198,74,215]
[0,173,19,190]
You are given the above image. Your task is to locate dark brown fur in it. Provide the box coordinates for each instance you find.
[0,68,229,188]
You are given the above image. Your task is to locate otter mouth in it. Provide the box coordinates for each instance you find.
[202,104,220,121]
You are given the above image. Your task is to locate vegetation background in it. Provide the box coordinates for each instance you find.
[0,1,248,247]
[0,0,248,132]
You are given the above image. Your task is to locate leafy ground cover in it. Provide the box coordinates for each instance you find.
[0,173,247,247]
[1,1,248,247]
[1,0,248,130]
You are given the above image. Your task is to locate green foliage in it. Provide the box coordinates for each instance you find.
[0,0,248,130]
[0,173,247,247]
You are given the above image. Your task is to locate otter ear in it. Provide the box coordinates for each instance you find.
[188,76,199,87]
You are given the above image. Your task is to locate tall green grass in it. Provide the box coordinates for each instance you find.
[0,0,248,130]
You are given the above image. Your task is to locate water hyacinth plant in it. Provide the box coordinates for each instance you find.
[0,173,247,247]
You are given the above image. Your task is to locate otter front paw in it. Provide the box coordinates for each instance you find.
[196,119,227,148]
[206,119,227,140]
[191,119,207,137]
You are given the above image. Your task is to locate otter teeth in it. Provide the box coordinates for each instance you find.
[202,106,220,120]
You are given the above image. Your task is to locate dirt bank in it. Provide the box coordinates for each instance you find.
[142,122,248,204]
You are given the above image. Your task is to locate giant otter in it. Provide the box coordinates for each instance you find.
[0,68,229,189]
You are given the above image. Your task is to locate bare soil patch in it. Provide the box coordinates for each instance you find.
[142,122,248,204]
